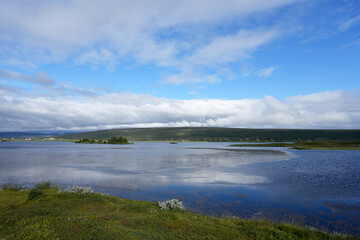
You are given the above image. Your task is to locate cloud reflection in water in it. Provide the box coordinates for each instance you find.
[0,142,291,190]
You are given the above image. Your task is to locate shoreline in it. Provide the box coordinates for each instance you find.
[1,188,358,239]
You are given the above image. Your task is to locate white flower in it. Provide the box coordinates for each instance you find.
[58,185,94,194]
[158,199,186,210]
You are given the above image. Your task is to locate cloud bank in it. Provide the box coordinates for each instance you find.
[1,89,359,131]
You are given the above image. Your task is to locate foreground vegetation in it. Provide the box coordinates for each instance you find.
[75,136,130,144]
[1,185,358,240]
[55,127,360,142]
[230,141,360,150]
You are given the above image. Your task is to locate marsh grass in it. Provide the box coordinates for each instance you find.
[0,188,358,240]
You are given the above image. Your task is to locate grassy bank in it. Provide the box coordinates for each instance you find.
[230,141,360,150]
[0,188,358,240]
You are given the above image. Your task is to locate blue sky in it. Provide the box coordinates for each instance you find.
[0,0,359,131]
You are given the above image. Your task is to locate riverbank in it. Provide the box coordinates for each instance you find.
[0,189,358,239]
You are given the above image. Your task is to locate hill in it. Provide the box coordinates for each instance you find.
[230,141,360,150]
[56,127,360,142]
[0,132,56,139]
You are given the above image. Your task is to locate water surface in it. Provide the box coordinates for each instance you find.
[1,141,359,234]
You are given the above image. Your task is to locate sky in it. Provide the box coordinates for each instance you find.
[0,0,359,132]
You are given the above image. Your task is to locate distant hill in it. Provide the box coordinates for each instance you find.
[0,132,56,139]
[56,127,360,142]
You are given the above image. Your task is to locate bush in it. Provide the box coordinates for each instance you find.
[28,189,44,200]
[34,181,51,190]
[158,199,186,210]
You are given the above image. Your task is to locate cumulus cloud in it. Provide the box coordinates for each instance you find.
[0,0,299,83]
[0,89,359,131]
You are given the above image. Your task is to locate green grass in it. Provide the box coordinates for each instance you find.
[230,141,360,150]
[0,189,358,240]
[34,181,51,190]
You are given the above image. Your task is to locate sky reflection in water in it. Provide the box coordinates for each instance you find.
[0,141,290,189]
[1,141,360,234]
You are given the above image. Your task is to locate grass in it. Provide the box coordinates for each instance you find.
[1,183,25,191]
[34,181,52,190]
[229,141,360,150]
[0,189,358,240]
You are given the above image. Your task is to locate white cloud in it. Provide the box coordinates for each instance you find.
[0,69,55,86]
[75,48,119,69]
[0,69,98,98]
[160,29,279,84]
[0,83,24,96]
[339,14,360,31]
[163,72,221,85]
[257,66,276,77]
[188,29,279,65]
[0,0,298,83]
[0,89,359,131]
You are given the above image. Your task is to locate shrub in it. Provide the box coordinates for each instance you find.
[34,181,51,190]
[158,199,186,210]
[59,185,94,194]
[28,189,44,200]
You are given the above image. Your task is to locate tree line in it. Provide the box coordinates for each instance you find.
[76,136,129,144]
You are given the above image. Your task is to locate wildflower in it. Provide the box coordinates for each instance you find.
[58,185,94,194]
[158,199,186,210]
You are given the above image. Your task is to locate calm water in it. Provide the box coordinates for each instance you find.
[1,141,359,234]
